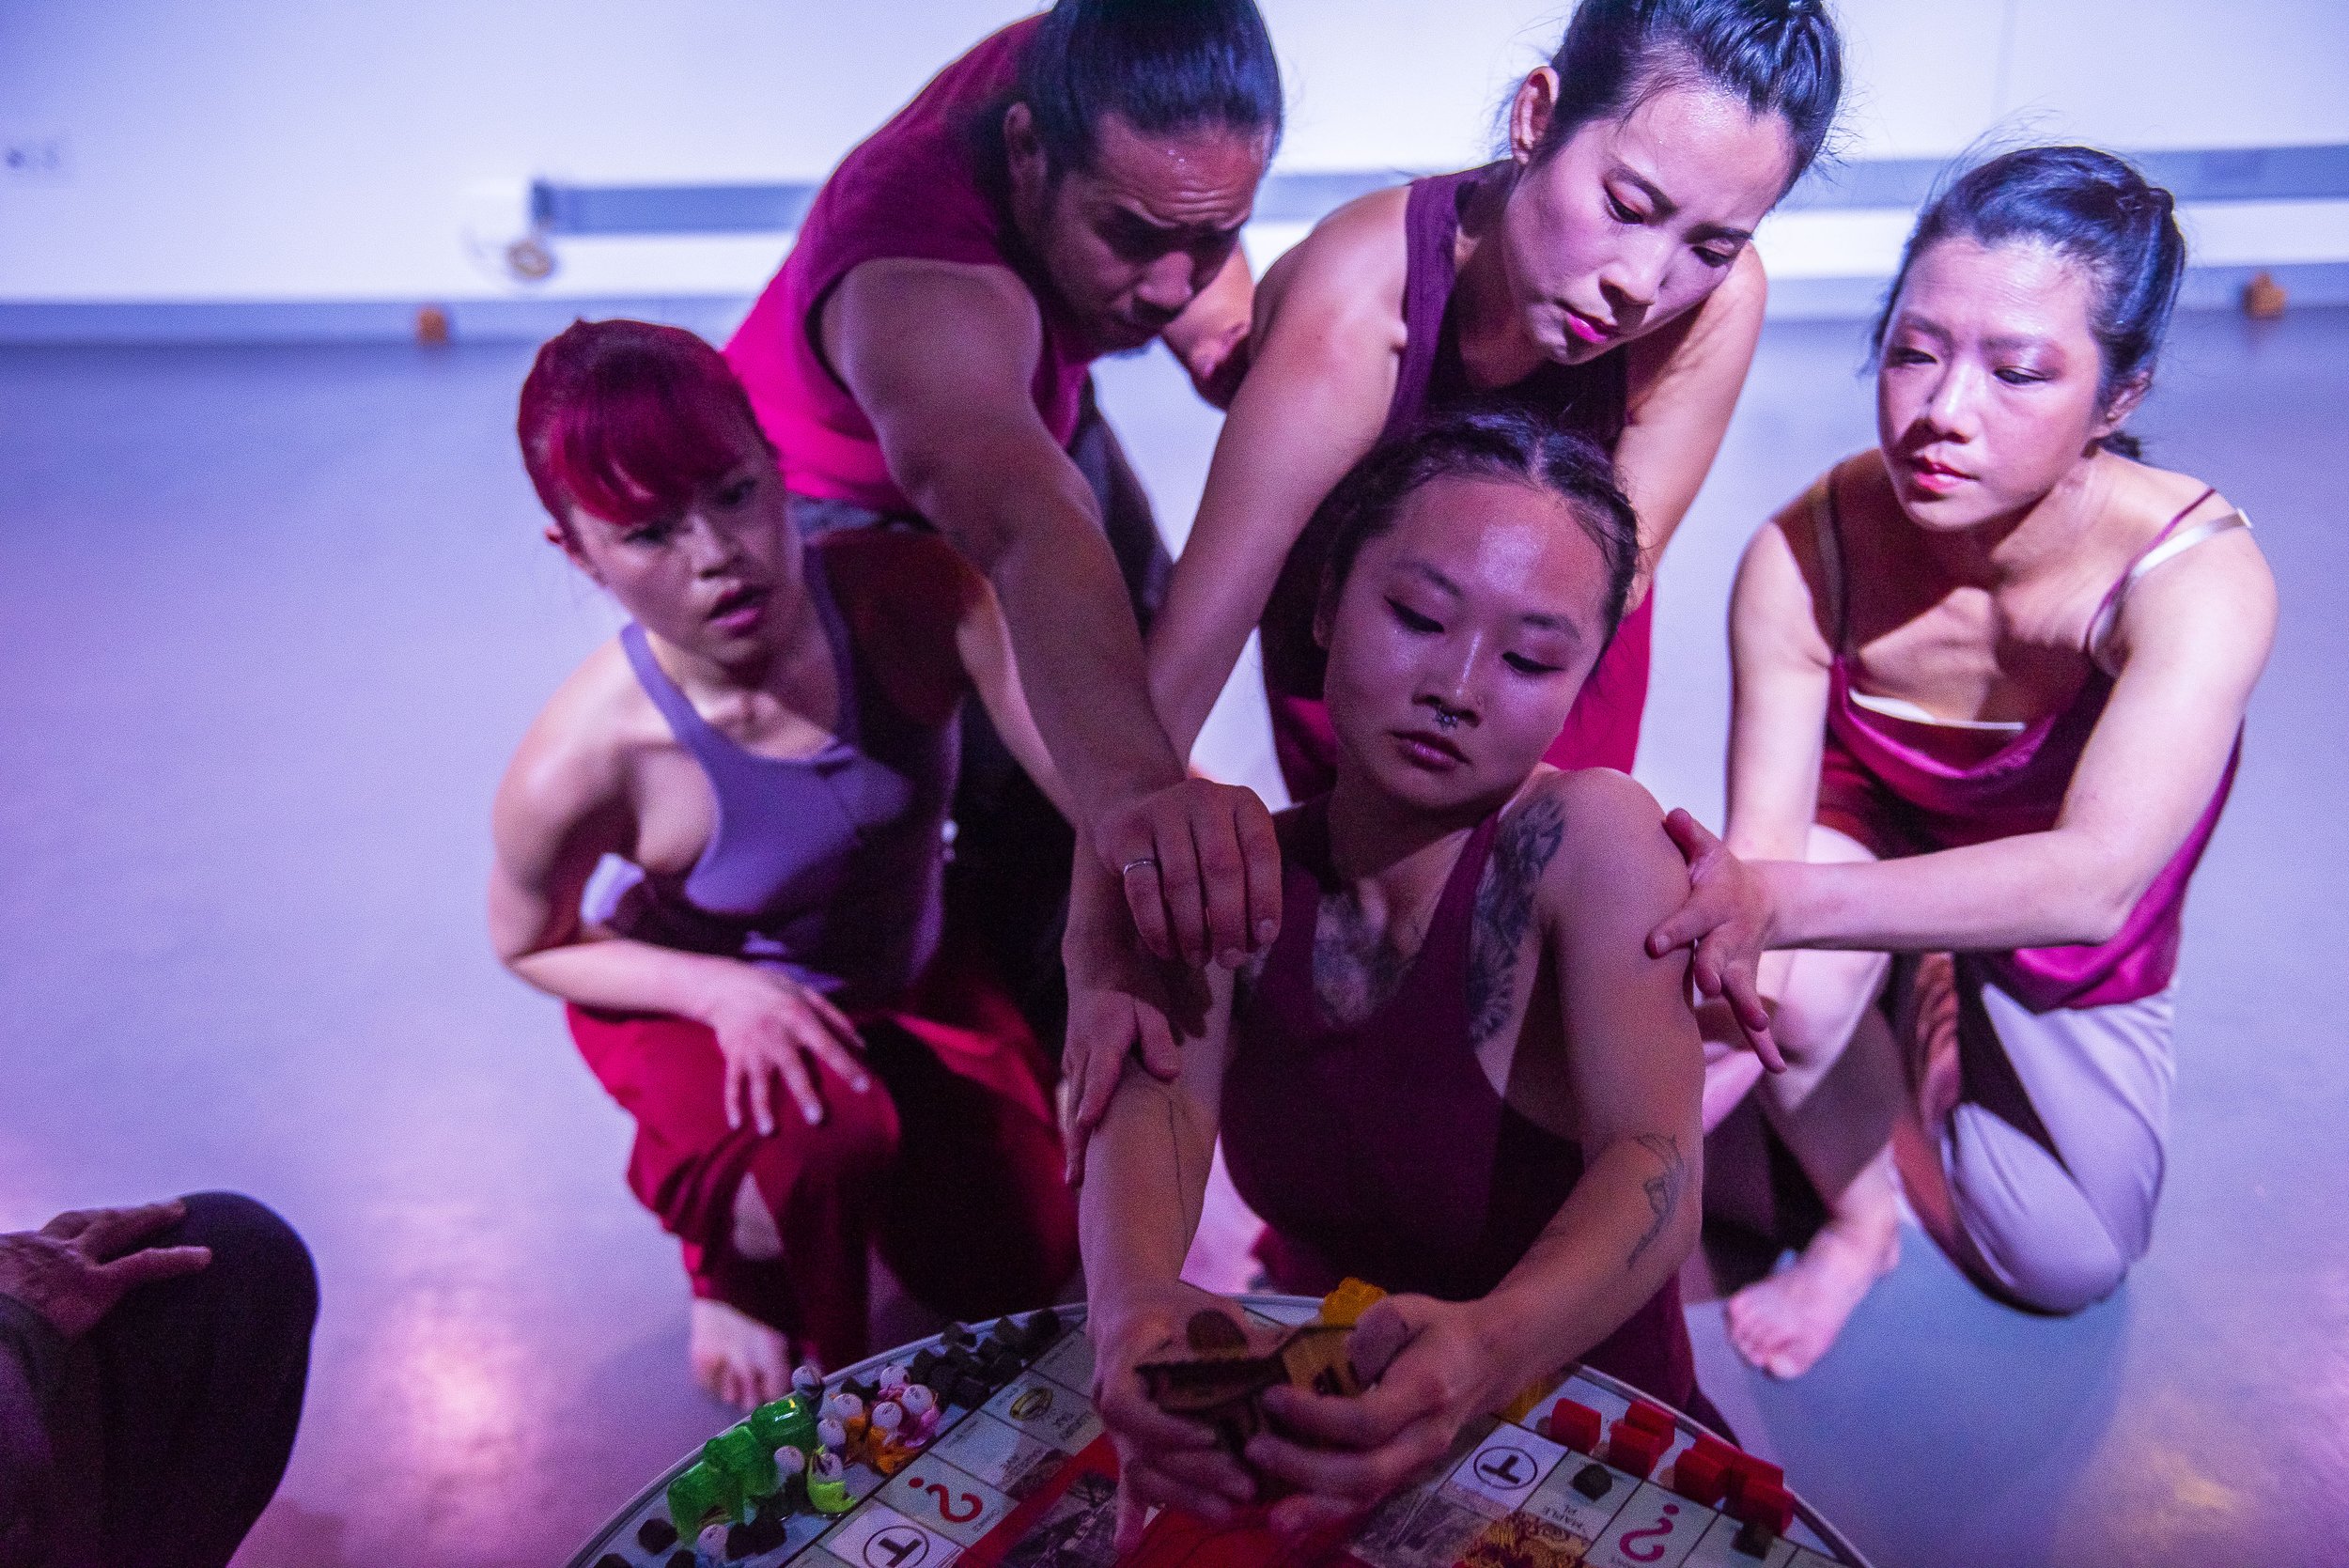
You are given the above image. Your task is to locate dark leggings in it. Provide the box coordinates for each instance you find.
[3,1192,318,1568]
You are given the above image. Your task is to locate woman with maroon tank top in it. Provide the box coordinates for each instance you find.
[1650,149,2276,1378]
[490,322,1081,1407]
[1071,412,1709,1546]
[1144,0,1843,811]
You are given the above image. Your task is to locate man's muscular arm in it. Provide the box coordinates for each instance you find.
[827,258,1280,964]
[829,259,1173,816]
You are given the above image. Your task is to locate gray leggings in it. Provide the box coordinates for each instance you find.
[1902,954,2175,1313]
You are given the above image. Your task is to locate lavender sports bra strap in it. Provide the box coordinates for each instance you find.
[619,623,718,756]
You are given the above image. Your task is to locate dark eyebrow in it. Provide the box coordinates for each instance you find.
[1399,561,1465,598]
[1983,333,2061,355]
[1103,203,1246,246]
[1613,166,1752,245]
[1403,561,1586,642]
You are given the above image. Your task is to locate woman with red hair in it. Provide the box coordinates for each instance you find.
[490,319,1078,1405]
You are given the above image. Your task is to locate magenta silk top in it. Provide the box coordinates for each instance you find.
[723,19,1097,513]
[1815,485,2246,1012]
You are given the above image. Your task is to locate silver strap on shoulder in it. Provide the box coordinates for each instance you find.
[2087,508,2252,671]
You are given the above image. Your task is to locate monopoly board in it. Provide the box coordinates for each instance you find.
[567,1296,1873,1568]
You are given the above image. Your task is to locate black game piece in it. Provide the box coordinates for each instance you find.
[910,1349,941,1384]
[1019,1308,1062,1353]
[941,1322,974,1348]
[726,1522,758,1560]
[844,1376,879,1405]
[1733,1517,1777,1559]
[595,1556,629,1568]
[1572,1463,1614,1501]
[951,1373,991,1408]
[667,1551,697,1568]
[638,1516,679,1553]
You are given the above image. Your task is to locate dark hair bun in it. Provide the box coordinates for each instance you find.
[1019,0,1283,172]
[1537,0,1845,195]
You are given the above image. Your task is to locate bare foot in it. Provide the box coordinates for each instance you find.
[690,1296,793,1410]
[1725,1213,1899,1379]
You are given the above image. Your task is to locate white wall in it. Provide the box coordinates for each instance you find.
[2,0,2346,303]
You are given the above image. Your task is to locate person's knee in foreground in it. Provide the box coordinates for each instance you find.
[0,1193,316,1568]
[1648,145,2275,1376]
[491,320,1080,1406]
[1067,411,1709,1545]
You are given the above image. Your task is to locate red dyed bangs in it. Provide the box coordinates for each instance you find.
[518,318,772,528]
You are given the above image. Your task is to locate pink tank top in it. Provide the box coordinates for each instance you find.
[723,19,1096,512]
[1813,479,2248,1011]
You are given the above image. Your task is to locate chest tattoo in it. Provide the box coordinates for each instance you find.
[1311,891,1421,1030]
[1466,797,1567,1047]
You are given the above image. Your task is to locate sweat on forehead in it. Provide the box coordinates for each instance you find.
[1315,409,1641,644]
[517,318,770,528]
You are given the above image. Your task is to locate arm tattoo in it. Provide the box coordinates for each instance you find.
[1626,1133,1687,1272]
[1465,796,1567,1046]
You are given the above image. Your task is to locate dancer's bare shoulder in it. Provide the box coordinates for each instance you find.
[1253,184,1411,355]
[495,638,673,848]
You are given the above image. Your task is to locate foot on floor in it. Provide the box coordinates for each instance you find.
[1724,1210,1900,1379]
[689,1296,795,1410]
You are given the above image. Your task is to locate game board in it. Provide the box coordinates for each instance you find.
[566,1296,1874,1568]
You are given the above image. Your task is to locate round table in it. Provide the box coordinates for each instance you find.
[568,1296,1875,1568]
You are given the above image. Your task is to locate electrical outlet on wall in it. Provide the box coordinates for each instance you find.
[3,133,72,182]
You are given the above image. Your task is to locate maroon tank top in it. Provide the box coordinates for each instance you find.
[1221,797,1699,1410]
[723,19,1096,513]
[1260,166,1654,800]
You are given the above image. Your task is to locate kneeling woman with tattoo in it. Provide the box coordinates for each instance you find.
[1066,411,1710,1543]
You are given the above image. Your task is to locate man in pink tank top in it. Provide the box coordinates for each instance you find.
[726,0,1288,1030]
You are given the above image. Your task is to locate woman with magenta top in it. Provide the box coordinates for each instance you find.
[1657,146,2274,1377]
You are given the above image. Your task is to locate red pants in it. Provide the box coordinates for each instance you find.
[568,985,1078,1370]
